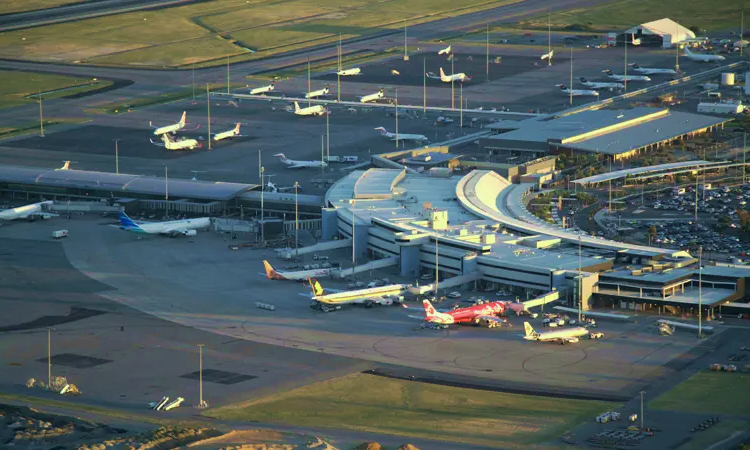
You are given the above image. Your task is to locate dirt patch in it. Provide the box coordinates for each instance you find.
[187,430,339,450]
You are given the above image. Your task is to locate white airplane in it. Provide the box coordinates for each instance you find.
[579,77,624,91]
[307,277,405,312]
[305,85,330,99]
[266,181,300,193]
[337,67,361,76]
[360,89,385,103]
[150,134,201,151]
[118,211,210,237]
[275,153,327,169]
[684,47,726,62]
[150,111,197,136]
[438,44,452,55]
[628,64,677,75]
[264,261,330,281]
[211,123,244,141]
[0,200,57,222]
[427,67,472,83]
[541,49,554,60]
[556,84,599,97]
[374,127,428,143]
[292,101,327,116]
[523,322,596,344]
[249,83,275,95]
[602,70,651,82]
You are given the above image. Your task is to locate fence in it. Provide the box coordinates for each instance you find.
[284,218,322,232]
[140,199,223,215]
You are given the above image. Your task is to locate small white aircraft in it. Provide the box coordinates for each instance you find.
[541,49,554,60]
[211,123,244,142]
[266,181,300,193]
[292,101,327,116]
[150,134,201,151]
[118,211,210,237]
[602,70,651,82]
[305,85,330,99]
[360,88,385,103]
[438,44,452,55]
[684,47,726,62]
[523,322,597,344]
[427,67,472,83]
[150,111,197,136]
[0,200,57,222]
[275,153,327,169]
[628,64,677,75]
[556,84,599,97]
[375,127,428,143]
[579,77,624,91]
[249,83,275,95]
[337,67,362,76]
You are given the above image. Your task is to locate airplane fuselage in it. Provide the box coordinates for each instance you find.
[0,201,54,221]
[153,123,181,136]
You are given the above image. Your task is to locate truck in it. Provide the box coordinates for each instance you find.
[52,230,68,239]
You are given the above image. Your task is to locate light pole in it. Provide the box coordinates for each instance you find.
[459,82,463,129]
[115,139,119,175]
[423,58,426,114]
[163,164,169,218]
[640,391,645,430]
[39,88,44,137]
[486,23,490,80]
[578,236,582,322]
[698,246,703,338]
[192,67,196,102]
[321,135,325,175]
[451,57,455,109]
[624,36,628,93]
[47,327,51,390]
[395,88,399,147]
[206,84,212,150]
[569,47,573,105]
[307,53,311,107]
[435,238,439,296]
[295,181,299,258]
[547,10,552,66]
[326,109,330,162]
[197,344,206,408]
[226,53,230,94]
[260,167,265,244]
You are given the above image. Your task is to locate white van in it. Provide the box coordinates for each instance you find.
[52,230,68,239]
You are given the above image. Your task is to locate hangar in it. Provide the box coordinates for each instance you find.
[616,18,696,48]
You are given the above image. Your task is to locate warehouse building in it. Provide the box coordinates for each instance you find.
[611,18,696,48]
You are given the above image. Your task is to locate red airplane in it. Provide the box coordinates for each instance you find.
[414,299,523,328]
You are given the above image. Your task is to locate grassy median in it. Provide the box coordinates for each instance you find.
[650,371,750,415]
[0,70,112,109]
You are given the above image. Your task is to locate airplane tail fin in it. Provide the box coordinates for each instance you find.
[118,211,141,230]
[263,260,284,280]
[422,299,439,318]
[523,322,536,337]
[579,77,587,82]
[234,123,241,133]
[179,111,186,126]
[375,127,387,135]
[294,101,301,112]
[307,277,325,297]
[60,161,70,170]
[275,153,288,163]
[440,67,446,78]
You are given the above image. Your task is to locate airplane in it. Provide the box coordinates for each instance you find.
[579,77,624,91]
[249,83,275,95]
[307,277,403,311]
[556,84,599,97]
[263,260,330,281]
[211,123,244,141]
[337,68,362,76]
[275,153,327,169]
[374,127,428,143]
[305,85,330,99]
[628,64,677,75]
[0,200,57,222]
[265,181,300,193]
[415,299,512,328]
[292,101,327,116]
[438,44,452,55]
[523,322,594,344]
[602,70,651,82]
[684,47,726,62]
[150,111,198,136]
[117,211,210,237]
[150,134,201,151]
[541,49,554,60]
[360,89,385,103]
[426,67,472,83]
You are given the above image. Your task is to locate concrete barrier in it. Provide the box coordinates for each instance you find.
[255,302,276,311]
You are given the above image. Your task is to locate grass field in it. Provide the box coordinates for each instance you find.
[0,118,90,140]
[679,421,750,450]
[650,372,750,415]
[205,373,617,449]
[1,0,86,15]
[0,70,112,109]
[520,0,742,32]
[96,82,244,114]
[0,0,517,68]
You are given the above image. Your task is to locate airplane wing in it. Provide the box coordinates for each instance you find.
[161,224,195,236]
[150,139,166,147]
[476,315,508,326]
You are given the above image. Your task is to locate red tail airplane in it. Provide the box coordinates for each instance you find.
[418,298,519,328]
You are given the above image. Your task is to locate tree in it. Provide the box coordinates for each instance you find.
[718,215,732,230]
[688,25,701,35]
[647,225,657,240]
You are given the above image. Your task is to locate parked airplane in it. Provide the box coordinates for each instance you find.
[118,211,210,237]
[360,89,385,103]
[523,322,594,344]
[438,44,452,55]
[427,67,472,83]
[337,67,362,76]
[263,260,330,281]
[0,200,57,222]
[628,64,677,75]
[58,161,71,170]
[211,123,244,141]
[249,83,275,95]
[557,84,599,97]
[684,47,726,62]
[579,77,624,91]
[265,181,300,193]
[150,111,197,135]
[307,277,404,311]
[292,101,327,116]
[602,70,651,82]
[415,299,510,328]
[150,134,201,150]
[541,49,554,60]
[305,85,330,99]
[275,153,327,169]
[374,127,428,142]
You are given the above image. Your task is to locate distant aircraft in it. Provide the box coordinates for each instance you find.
[211,123,244,141]
[150,134,201,150]
[292,101,327,116]
[266,181,300,193]
[117,211,210,237]
[602,70,651,82]
[628,64,677,75]
[275,153,327,169]
[523,322,596,344]
[305,85,330,99]
[263,260,330,281]
[0,200,57,222]
[307,277,404,311]
[249,83,275,95]
[375,127,428,143]
[337,67,362,76]
[684,47,726,62]
[360,88,385,103]
[415,299,512,328]
[578,77,624,91]
[556,84,599,97]
[541,49,554,60]
[150,111,197,136]
[438,44,452,55]
[427,67,472,83]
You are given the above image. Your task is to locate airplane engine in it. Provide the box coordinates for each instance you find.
[184,229,198,236]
